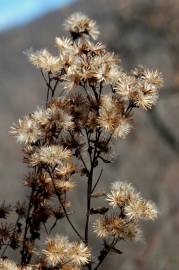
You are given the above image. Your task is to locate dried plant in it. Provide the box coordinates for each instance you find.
[0,13,163,270]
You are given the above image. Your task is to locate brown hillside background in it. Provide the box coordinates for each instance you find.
[0,0,179,269]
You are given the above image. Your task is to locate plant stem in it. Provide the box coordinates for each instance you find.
[85,129,101,243]
[20,188,34,265]
[49,170,84,242]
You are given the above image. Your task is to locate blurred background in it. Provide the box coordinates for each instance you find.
[0,0,179,269]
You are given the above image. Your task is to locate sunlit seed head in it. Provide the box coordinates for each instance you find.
[55,37,73,53]
[0,259,18,270]
[42,235,90,267]
[64,13,100,40]
[68,241,91,266]
[106,181,136,207]
[62,67,82,91]
[29,145,71,167]
[10,116,42,145]
[49,107,74,130]
[93,215,142,241]
[113,117,132,139]
[55,162,77,176]
[125,199,158,221]
[27,49,62,73]
[32,107,51,126]
[42,235,69,266]
[55,180,75,192]
[135,88,159,109]
[143,69,164,87]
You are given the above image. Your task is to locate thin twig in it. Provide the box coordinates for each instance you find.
[21,188,34,265]
[49,219,58,234]
[49,170,84,242]
[94,238,119,270]
[91,168,103,193]
[85,129,101,245]
[43,223,49,236]
[1,215,21,257]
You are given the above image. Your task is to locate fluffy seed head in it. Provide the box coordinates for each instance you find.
[42,235,91,267]
[113,117,132,139]
[10,116,42,145]
[93,215,142,241]
[125,199,158,221]
[64,13,100,40]
[42,235,69,266]
[106,181,136,207]
[0,259,18,270]
[55,37,73,53]
[27,49,61,73]
[30,145,71,166]
[68,241,91,266]
[55,180,75,192]
[55,162,77,177]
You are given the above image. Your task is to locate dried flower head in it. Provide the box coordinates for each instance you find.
[125,199,158,221]
[112,117,132,139]
[42,235,91,267]
[42,235,69,266]
[10,116,42,145]
[93,215,142,241]
[0,259,18,270]
[55,37,73,53]
[106,181,158,220]
[106,181,136,207]
[55,162,77,177]
[47,107,74,130]
[97,95,132,138]
[55,180,75,192]
[62,66,83,91]
[141,68,163,87]
[27,49,61,73]
[68,241,91,266]
[114,67,163,109]
[29,145,71,166]
[64,12,99,40]
[32,107,51,126]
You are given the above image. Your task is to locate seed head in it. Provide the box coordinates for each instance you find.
[64,13,99,40]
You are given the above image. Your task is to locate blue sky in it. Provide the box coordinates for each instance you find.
[0,0,74,32]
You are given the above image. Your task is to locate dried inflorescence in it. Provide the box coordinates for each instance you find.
[64,13,100,40]
[42,235,91,268]
[94,181,157,240]
[1,12,162,270]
